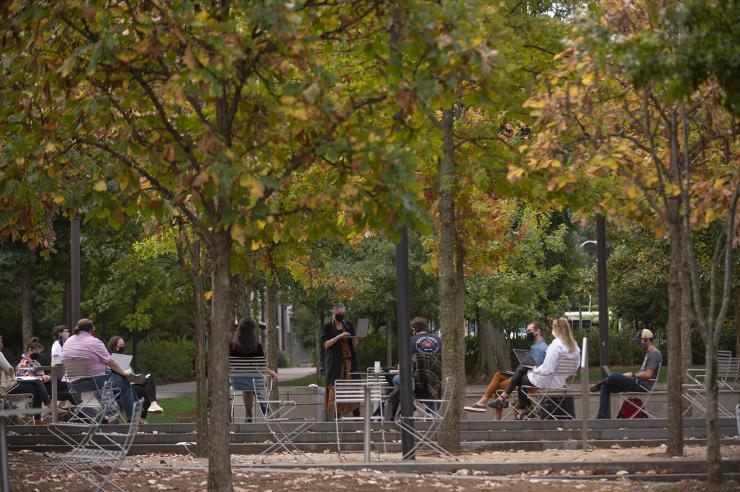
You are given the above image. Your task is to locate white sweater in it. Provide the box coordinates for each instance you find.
[527,337,580,389]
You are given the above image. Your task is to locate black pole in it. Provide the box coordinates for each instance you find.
[70,216,81,325]
[596,215,609,382]
[395,227,415,459]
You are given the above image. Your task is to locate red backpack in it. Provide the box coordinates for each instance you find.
[617,397,647,418]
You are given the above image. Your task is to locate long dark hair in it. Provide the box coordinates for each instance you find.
[232,318,259,354]
[106,336,123,354]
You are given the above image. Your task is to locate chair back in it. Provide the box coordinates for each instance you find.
[717,353,739,386]
[334,379,385,406]
[63,357,103,383]
[228,356,268,392]
[412,352,442,400]
[553,354,580,375]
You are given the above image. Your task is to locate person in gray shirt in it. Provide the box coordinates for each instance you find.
[593,329,662,418]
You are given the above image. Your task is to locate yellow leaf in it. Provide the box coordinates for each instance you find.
[93,180,107,192]
[183,47,197,70]
[626,185,640,199]
[230,225,245,245]
[204,291,213,301]
[713,178,725,190]
[582,72,594,85]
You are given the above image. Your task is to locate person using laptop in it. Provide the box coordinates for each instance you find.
[489,318,580,418]
[107,336,164,423]
[62,318,138,422]
[465,321,547,417]
[592,329,662,419]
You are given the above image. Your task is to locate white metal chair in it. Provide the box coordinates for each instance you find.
[62,357,123,424]
[229,356,269,422]
[333,378,387,458]
[49,380,118,448]
[683,352,739,418]
[51,399,142,491]
[395,376,454,460]
[736,403,739,441]
[616,363,662,419]
[519,355,580,420]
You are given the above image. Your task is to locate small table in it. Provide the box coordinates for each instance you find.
[0,406,42,492]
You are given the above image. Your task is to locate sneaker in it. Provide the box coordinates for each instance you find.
[590,384,601,392]
[464,403,487,412]
[147,401,164,415]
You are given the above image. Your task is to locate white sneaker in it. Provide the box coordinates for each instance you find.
[148,401,164,414]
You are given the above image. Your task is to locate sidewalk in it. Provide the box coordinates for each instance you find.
[158,367,316,398]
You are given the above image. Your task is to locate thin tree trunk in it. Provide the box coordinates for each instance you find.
[265,274,279,401]
[704,333,722,483]
[20,265,33,343]
[735,288,740,358]
[207,230,233,492]
[680,261,693,378]
[437,107,462,451]
[665,213,684,456]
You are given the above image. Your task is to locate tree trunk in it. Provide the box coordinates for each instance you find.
[680,259,693,378]
[476,321,509,381]
[735,287,740,359]
[704,333,722,483]
[665,213,684,456]
[20,265,33,343]
[265,275,279,401]
[207,230,233,492]
[437,107,463,451]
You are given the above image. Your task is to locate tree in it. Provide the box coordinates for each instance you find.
[517,0,738,479]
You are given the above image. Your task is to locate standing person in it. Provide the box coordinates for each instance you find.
[229,318,278,422]
[50,325,69,366]
[106,336,164,424]
[322,303,360,418]
[62,319,138,422]
[593,329,662,419]
[465,321,548,418]
[490,318,580,418]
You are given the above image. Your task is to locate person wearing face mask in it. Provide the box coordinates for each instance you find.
[592,329,662,419]
[465,322,547,418]
[106,336,164,423]
[50,325,70,366]
[322,302,361,418]
[489,318,580,419]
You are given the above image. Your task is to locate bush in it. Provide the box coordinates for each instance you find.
[277,350,292,368]
[134,339,194,382]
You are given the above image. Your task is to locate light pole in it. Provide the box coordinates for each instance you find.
[580,223,610,383]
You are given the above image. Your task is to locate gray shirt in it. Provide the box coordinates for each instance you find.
[638,347,662,390]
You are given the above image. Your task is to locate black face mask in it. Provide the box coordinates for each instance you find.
[526,332,535,342]
[334,313,345,322]
[116,347,125,354]
[30,352,40,360]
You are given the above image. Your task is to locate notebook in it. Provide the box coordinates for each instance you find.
[111,353,133,371]
[513,349,537,368]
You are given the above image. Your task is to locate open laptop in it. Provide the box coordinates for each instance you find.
[352,318,370,337]
[111,353,133,372]
[513,349,537,368]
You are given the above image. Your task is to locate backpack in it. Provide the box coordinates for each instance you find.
[617,397,647,419]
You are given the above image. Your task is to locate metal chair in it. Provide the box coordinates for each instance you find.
[62,357,123,424]
[520,355,580,420]
[48,380,118,448]
[683,352,739,418]
[229,356,269,422]
[395,376,454,460]
[333,378,387,458]
[0,373,33,425]
[616,363,662,418]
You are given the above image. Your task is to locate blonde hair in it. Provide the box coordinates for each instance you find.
[552,318,578,353]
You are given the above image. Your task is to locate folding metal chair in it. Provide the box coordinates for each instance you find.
[395,376,454,460]
[333,378,387,458]
[62,357,123,425]
[48,380,118,448]
[616,363,662,419]
[51,399,142,491]
[683,352,738,418]
[0,373,33,425]
[521,356,580,420]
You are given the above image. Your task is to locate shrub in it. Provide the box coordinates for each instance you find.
[134,339,195,382]
[277,350,292,368]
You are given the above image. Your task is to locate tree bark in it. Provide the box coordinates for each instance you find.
[735,287,740,359]
[437,107,463,451]
[680,259,693,379]
[207,230,233,492]
[476,321,509,380]
[20,265,33,344]
[265,274,279,401]
[665,211,684,456]
[704,333,722,483]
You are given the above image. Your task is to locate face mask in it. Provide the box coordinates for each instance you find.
[526,332,535,342]
[117,347,125,354]
[30,352,40,360]
[334,313,345,322]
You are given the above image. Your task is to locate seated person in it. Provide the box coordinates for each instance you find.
[388,316,441,418]
[62,318,138,422]
[465,321,547,419]
[230,318,277,421]
[2,336,52,424]
[592,329,662,419]
[17,337,77,406]
[490,317,580,418]
[50,324,69,366]
[106,336,164,424]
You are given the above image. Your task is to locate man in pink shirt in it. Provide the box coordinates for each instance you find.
[63,318,137,421]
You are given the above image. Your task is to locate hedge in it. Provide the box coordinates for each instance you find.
[134,339,195,383]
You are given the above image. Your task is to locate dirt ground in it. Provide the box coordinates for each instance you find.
[9,444,740,492]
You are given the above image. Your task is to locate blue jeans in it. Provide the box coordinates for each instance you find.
[70,372,137,421]
[597,372,647,419]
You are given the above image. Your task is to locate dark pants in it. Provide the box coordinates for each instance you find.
[597,373,647,418]
[43,380,77,404]
[9,380,49,420]
[132,377,157,418]
[504,370,535,409]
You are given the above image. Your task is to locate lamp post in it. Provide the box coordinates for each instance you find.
[580,222,610,382]
[395,227,414,459]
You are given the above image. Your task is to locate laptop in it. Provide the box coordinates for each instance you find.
[513,349,537,368]
[111,353,133,372]
[353,318,370,337]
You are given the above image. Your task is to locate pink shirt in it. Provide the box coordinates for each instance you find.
[62,331,110,377]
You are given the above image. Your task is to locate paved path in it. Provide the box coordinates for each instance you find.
[158,366,316,398]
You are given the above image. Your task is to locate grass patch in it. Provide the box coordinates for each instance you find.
[277,373,323,387]
[146,394,197,424]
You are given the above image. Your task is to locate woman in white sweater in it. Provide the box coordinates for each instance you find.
[491,318,580,416]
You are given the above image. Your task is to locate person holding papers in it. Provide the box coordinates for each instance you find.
[106,336,164,423]
[14,337,72,423]
[489,318,580,419]
[322,302,360,418]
